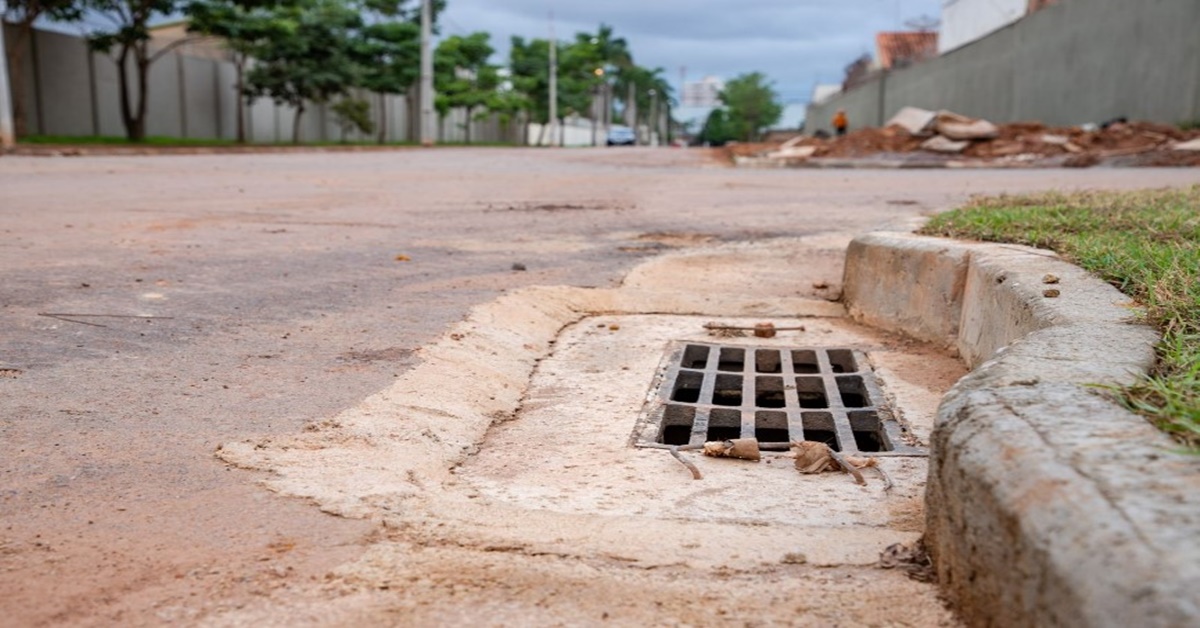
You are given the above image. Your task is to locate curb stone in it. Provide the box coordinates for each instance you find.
[843,232,1200,627]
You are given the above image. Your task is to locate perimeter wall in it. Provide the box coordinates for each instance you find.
[806,0,1200,134]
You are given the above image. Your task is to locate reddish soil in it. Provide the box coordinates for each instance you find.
[724,120,1200,166]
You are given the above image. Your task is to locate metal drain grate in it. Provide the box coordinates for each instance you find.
[634,342,924,456]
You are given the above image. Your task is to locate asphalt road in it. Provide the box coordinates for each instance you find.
[1,147,1196,625]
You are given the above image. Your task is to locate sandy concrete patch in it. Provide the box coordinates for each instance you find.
[212,237,964,624]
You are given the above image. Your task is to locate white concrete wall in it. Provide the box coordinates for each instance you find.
[940,0,1026,53]
[3,25,526,145]
[809,0,1200,132]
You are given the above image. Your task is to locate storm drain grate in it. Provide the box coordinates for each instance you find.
[633,342,924,456]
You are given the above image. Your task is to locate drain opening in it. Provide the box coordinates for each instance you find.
[717,347,745,372]
[837,376,871,408]
[712,374,743,406]
[796,376,828,408]
[755,410,789,443]
[706,408,742,441]
[636,342,923,456]
[801,411,840,451]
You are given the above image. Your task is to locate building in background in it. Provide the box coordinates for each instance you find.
[940,0,1061,53]
[875,31,939,69]
[680,76,724,108]
[810,84,843,107]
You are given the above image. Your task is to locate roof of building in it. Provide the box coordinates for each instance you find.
[875,31,939,69]
[811,83,842,105]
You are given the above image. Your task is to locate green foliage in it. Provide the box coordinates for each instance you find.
[331,97,375,137]
[240,0,364,142]
[353,19,421,95]
[718,72,783,142]
[696,109,736,146]
[921,187,1200,448]
[506,23,674,134]
[434,33,497,115]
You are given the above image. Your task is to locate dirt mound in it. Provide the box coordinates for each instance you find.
[815,126,926,157]
[726,117,1200,167]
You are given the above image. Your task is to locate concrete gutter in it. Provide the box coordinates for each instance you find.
[843,231,1200,627]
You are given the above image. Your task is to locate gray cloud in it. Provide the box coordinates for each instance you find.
[441,0,942,104]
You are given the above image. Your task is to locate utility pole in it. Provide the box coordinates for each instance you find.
[0,24,15,150]
[547,11,557,147]
[648,88,658,146]
[419,0,435,146]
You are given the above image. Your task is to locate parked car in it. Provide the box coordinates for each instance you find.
[606,126,637,146]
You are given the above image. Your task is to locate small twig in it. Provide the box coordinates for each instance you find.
[995,245,1060,259]
[825,446,866,485]
[39,313,174,319]
[38,314,108,328]
[874,464,894,492]
[669,445,703,480]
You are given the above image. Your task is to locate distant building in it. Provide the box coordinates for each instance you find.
[681,76,724,108]
[875,31,939,69]
[147,20,232,61]
[940,0,1061,53]
[810,83,842,106]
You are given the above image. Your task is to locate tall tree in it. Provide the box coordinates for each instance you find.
[3,0,82,137]
[433,31,498,144]
[352,18,419,142]
[241,0,362,143]
[719,72,782,142]
[84,0,201,141]
[184,0,283,143]
[350,0,430,143]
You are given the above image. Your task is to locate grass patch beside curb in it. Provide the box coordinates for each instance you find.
[920,186,1200,448]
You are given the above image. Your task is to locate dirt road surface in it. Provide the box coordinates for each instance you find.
[1,147,1196,626]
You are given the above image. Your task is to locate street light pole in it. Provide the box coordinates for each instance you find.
[547,11,557,147]
[648,88,658,146]
[419,0,435,146]
[0,24,15,150]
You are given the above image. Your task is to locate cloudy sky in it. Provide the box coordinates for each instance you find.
[440,0,943,125]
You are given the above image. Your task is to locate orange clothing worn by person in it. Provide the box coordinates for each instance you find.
[832,110,848,136]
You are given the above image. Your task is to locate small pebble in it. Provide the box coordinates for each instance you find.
[511,263,527,271]
[1043,288,1061,298]
[1042,273,1060,284]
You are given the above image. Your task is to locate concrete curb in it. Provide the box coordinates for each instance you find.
[843,232,1200,627]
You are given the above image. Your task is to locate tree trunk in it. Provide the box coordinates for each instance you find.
[377,92,387,144]
[234,56,246,143]
[7,19,36,138]
[464,106,473,144]
[292,102,305,144]
[116,46,136,141]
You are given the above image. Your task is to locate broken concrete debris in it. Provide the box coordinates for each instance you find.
[920,135,970,154]
[1175,138,1200,151]
[886,107,938,135]
[724,108,1200,167]
[935,114,999,141]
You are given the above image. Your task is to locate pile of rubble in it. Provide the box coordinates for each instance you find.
[727,107,1200,168]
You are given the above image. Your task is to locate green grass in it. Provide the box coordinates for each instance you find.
[920,187,1200,448]
[21,134,239,146]
[18,135,501,148]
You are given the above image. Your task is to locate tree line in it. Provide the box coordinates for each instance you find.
[4,0,785,143]
[3,0,682,143]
